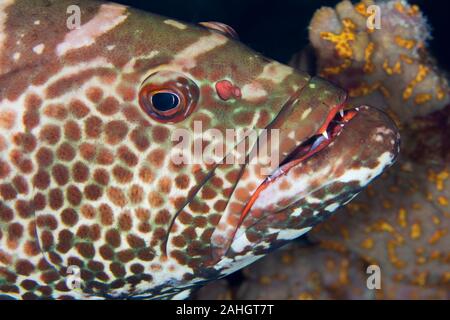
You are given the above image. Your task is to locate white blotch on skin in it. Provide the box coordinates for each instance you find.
[34,20,40,25]
[259,61,293,83]
[124,50,159,73]
[241,82,267,102]
[276,227,312,240]
[56,3,129,56]
[374,134,384,142]
[337,151,394,186]
[172,33,228,69]
[305,196,322,204]
[375,126,393,135]
[231,233,252,252]
[33,43,45,55]
[324,203,339,212]
[301,107,312,120]
[216,254,264,277]
[13,52,20,61]
[171,289,191,300]
[291,207,303,217]
[164,19,187,30]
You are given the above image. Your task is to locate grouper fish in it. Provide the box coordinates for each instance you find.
[0,0,400,299]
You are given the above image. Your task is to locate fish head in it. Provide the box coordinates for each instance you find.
[3,1,400,298]
[120,13,401,287]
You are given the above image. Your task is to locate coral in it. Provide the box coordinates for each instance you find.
[304,0,449,123]
[308,137,450,299]
[233,246,374,299]
[195,279,232,300]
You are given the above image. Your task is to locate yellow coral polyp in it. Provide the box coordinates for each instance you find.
[397,208,407,228]
[349,81,380,97]
[361,237,374,249]
[436,86,446,101]
[320,59,352,76]
[428,229,447,245]
[412,272,428,287]
[437,170,449,181]
[387,240,406,269]
[355,2,370,17]
[409,5,420,16]
[394,1,406,14]
[297,292,314,300]
[414,93,432,105]
[410,223,421,239]
[363,42,375,73]
[403,64,429,100]
[437,196,449,206]
[432,215,441,225]
[394,1,418,17]
[383,59,402,75]
[427,169,447,191]
[443,272,450,284]
[338,259,350,285]
[399,54,414,64]
[394,36,417,50]
[320,18,356,60]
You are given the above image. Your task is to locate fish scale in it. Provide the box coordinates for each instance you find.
[0,0,399,299]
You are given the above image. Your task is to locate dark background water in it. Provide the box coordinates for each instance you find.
[115,0,450,73]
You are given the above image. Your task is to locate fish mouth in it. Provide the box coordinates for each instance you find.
[279,106,356,171]
[236,102,357,227]
[212,101,400,261]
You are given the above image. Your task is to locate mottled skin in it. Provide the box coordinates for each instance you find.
[0,0,399,299]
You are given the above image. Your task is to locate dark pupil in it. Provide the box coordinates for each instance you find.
[151,92,179,111]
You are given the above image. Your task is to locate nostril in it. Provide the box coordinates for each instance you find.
[215,80,242,101]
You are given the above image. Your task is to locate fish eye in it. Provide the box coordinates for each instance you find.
[139,71,199,123]
[151,91,180,112]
